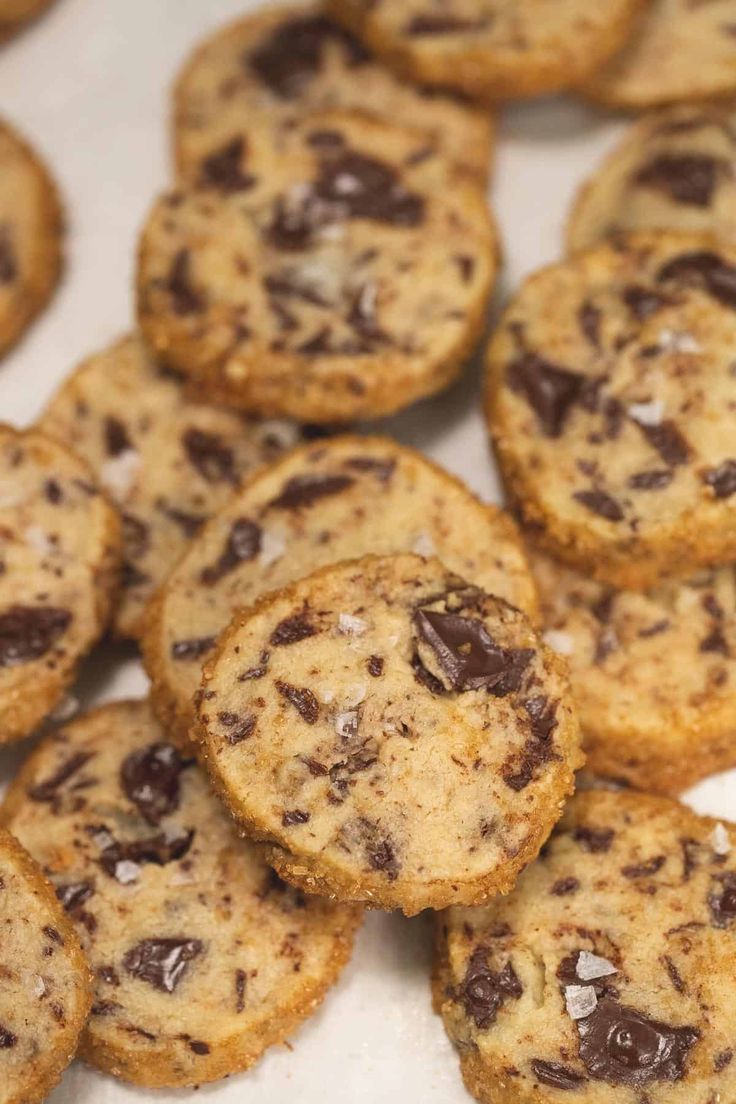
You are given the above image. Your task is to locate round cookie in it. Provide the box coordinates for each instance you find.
[1,700,361,1089]
[195,553,582,915]
[435,789,736,1104]
[568,105,736,255]
[0,0,55,41]
[0,425,120,744]
[325,0,644,102]
[0,118,62,358]
[0,826,90,1104]
[531,548,736,795]
[487,231,736,591]
[174,3,494,185]
[40,334,303,639]
[141,434,539,744]
[585,0,736,110]
[137,110,497,424]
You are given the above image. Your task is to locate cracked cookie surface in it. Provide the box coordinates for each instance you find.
[0,826,90,1104]
[40,334,302,638]
[487,231,736,590]
[326,0,643,102]
[195,554,581,915]
[0,700,360,1088]
[435,789,736,1104]
[174,2,494,185]
[0,424,120,744]
[141,434,538,745]
[138,110,497,423]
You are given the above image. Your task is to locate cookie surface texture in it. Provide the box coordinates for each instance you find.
[487,231,736,589]
[326,0,643,101]
[196,553,581,915]
[0,826,90,1104]
[435,789,736,1103]
[0,117,62,356]
[142,434,538,744]
[532,548,736,794]
[174,2,494,184]
[1,699,361,1088]
[138,111,497,423]
[0,424,120,744]
[40,334,302,638]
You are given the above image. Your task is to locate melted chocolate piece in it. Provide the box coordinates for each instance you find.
[198,137,255,193]
[573,489,624,522]
[104,416,132,456]
[414,609,533,695]
[200,518,262,585]
[270,612,317,646]
[577,998,700,1087]
[455,948,522,1029]
[165,249,203,315]
[276,680,319,724]
[123,937,203,993]
[182,427,237,484]
[657,250,736,311]
[634,153,724,208]
[703,459,736,499]
[171,635,216,661]
[249,15,367,99]
[28,752,93,803]
[314,150,425,227]
[709,873,736,927]
[507,352,584,437]
[0,225,17,284]
[0,605,72,667]
[120,743,189,825]
[531,1059,586,1090]
[269,472,354,509]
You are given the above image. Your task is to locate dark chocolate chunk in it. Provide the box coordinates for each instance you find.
[551,876,580,896]
[248,15,367,99]
[314,150,425,228]
[578,300,602,347]
[182,427,237,484]
[662,955,685,994]
[621,855,666,878]
[217,711,256,744]
[276,680,319,724]
[92,824,194,882]
[367,654,384,677]
[198,137,255,193]
[411,652,446,695]
[0,1024,17,1048]
[714,1048,733,1071]
[634,153,725,208]
[120,742,189,825]
[282,809,310,827]
[577,998,700,1087]
[269,472,354,509]
[104,416,132,456]
[406,14,491,34]
[657,250,736,311]
[171,635,216,661]
[507,351,584,437]
[414,609,533,695]
[0,605,72,667]
[28,751,93,803]
[200,518,262,585]
[123,937,203,993]
[635,420,690,467]
[235,968,247,1013]
[364,833,399,881]
[531,1059,586,1090]
[573,489,624,522]
[703,460,736,499]
[165,249,204,315]
[56,881,94,912]
[0,224,17,285]
[270,612,317,646]
[709,873,736,927]
[628,469,673,490]
[454,948,522,1029]
[622,284,674,322]
[188,1039,210,1055]
[44,478,63,504]
[574,826,614,853]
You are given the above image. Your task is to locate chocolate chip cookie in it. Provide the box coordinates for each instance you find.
[326,0,643,102]
[0,826,90,1104]
[1,700,361,1088]
[585,0,736,109]
[142,434,538,745]
[568,105,736,255]
[0,0,55,41]
[0,425,120,744]
[174,3,494,185]
[0,118,62,357]
[532,548,736,794]
[435,789,736,1103]
[487,231,736,590]
[40,334,302,639]
[137,111,497,423]
[195,554,581,915]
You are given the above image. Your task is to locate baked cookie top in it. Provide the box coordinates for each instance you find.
[568,105,736,255]
[0,826,90,1104]
[141,434,538,743]
[0,117,62,357]
[1,700,360,1089]
[174,2,494,184]
[326,0,643,101]
[532,549,736,795]
[487,231,736,590]
[0,424,120,744]
[436,789,736,1103]
[138,110,497,423]
[196,554,581,915]
[585,0,736,109]
[40,334,302,638]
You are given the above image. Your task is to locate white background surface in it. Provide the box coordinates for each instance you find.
[0,3,735,1102]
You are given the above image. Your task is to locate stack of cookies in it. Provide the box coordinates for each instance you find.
[3,2,736,1103]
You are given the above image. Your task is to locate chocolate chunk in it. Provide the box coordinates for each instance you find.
[276,680,319,724]
[455,255,475,283]
[171,635,216,661]
[367,654,384,677]
[454,948,522,1029]
[249,15,367,99]
[200,518,262,585]
[120,742,189,825]
[406,14,491,34]
[346,282,392,347]
[621,855,666,878]
[235,968,247,1013]
[628,469,673,490]
[270,612,316,646]
[344,456,396,482]
[709,873,736,927]
[0,605,72,667]
[217,711,256,744]
[43,925,63,945]
[282,809,310,827]
[657,250,736,311]
[551,877,580,896]
[182,427,237,484]
[123,937,203,993]
[578,998,700,1086]
[531,1059,586,1090]
[44,478,63,504]
[188,1039,210,1055]
[507,351,584,437]
[198,137,255,193]
[266,194,323,252]
[238,651,270,681]
[28,751,93,803]
[364,833,399,881]
[414,609,533,695]
[56,881,94,912]
[92,825,194,882]
[0,1024,17,1048]
[703,460,736,499]
[700,627,729,655]
[573,489,624,522]
[104,416,132,456]
[314,150,425,227]
[411,652,446,695]
[269,472,354,509]
[636,421,690,467]
[166,249,203,315]
[579,300,602,347]
[525,695,558,741]
[574,826,614,853]
[0,224,17,284]
[714,1048,733,1071]
[622,285,674,322]
[662,956,685,993]
[634,153,724,208]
